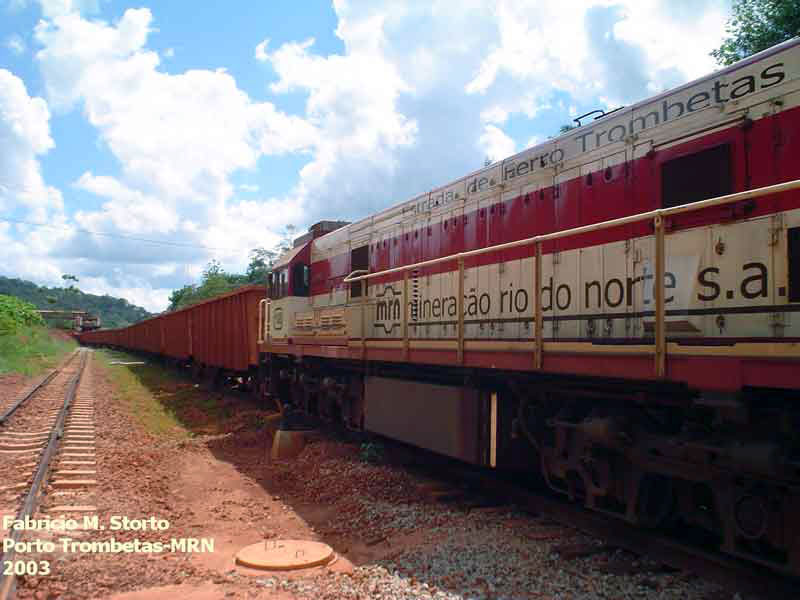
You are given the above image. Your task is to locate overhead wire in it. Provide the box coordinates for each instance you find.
[0,216,239,252]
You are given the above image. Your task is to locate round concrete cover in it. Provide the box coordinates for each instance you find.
[236,540,334,571]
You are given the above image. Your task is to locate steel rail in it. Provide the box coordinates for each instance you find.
[343,178,800,283]
[0,349,88,600]
[0,350,79,425]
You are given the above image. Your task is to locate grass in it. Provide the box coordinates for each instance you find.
[0,325,77,376]
[96,349,192,438]
[95,349,256,439]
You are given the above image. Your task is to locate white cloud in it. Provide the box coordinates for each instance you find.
[21,7,320,310]
[525,135,541,149]
[74,172,180,234]
[480,105,509,125]
[255,0,729,224]
[5,34,25,55]
[1,1,731,312]
[260,27,418,217]
[8,0,99,17]
[35,10,318,202]
[0,69,63,221]
[466,0,728,111]
[39,0,99,18]
[254,38,269,62]
[478,124,515,162]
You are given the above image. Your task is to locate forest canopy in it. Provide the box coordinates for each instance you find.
[0,276,151,328]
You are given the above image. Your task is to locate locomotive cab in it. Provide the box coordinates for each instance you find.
[266,241,312,341]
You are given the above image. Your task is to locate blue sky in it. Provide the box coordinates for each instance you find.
[0,0,730,311]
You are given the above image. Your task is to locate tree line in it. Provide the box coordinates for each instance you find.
[166,225,296,311]
[0,276,151,328]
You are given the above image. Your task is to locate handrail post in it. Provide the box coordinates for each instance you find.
[654,214,666,377]
[403,271,409,360]
[457,257,465,364]
[361,287,367,359]
[257,299,266,344]
[265,300,271,344]
[534,241,543,370]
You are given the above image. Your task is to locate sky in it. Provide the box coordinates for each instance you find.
[0,0,732,312]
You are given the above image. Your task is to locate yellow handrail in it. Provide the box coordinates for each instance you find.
[338,178,800,376]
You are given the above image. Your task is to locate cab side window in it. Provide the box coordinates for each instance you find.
[292,263,310,297]
[350,245,369,298]
[279,269,288,298]
[661,144,731,209]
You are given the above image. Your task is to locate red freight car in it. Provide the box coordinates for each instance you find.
[78,284,265,377]
[186,285,264,374]
[160,309,191,360]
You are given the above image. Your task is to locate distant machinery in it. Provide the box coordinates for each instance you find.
[36,310,101,332]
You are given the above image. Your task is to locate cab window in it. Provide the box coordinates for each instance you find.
[661,144,731,208]
[268,268,289,299]
[350,245,369,298]
[279,269,288,297]
[292,263,310,297]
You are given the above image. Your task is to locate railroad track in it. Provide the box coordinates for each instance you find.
[470,471,800,600]
[361,434,800,600]
[0,349,96,600]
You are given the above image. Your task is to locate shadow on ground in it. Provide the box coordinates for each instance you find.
[90,347,509,599]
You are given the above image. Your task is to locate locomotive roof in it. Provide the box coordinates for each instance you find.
[302,36,800,253]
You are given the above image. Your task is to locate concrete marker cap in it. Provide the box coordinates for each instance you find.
[236,540,334,571]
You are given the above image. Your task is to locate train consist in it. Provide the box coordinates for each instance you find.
[80,39,800,574]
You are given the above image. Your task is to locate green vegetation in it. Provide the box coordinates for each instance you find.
[712,0,799,66]
[0,294,44,334]
[96,349,191,438]
[0,294,76,375]
[166,259,250,311]
[0,276,151,328]
[97,349,276,440]
[167,225,295,311]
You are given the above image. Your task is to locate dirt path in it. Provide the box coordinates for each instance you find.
[11,350,745,600]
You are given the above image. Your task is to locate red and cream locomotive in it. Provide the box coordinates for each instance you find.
[262,39,800,573]
[81,38,800,574]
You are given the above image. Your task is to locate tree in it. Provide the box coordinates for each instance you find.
[246,225,298,283]
[167,285,196,312]
[0,275,150,328]
[167,224,299,311]
[711,0,800,66]
[246,247,274,283]
[61,274,80,310]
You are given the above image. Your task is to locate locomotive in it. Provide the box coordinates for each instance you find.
[82,38,800,574]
